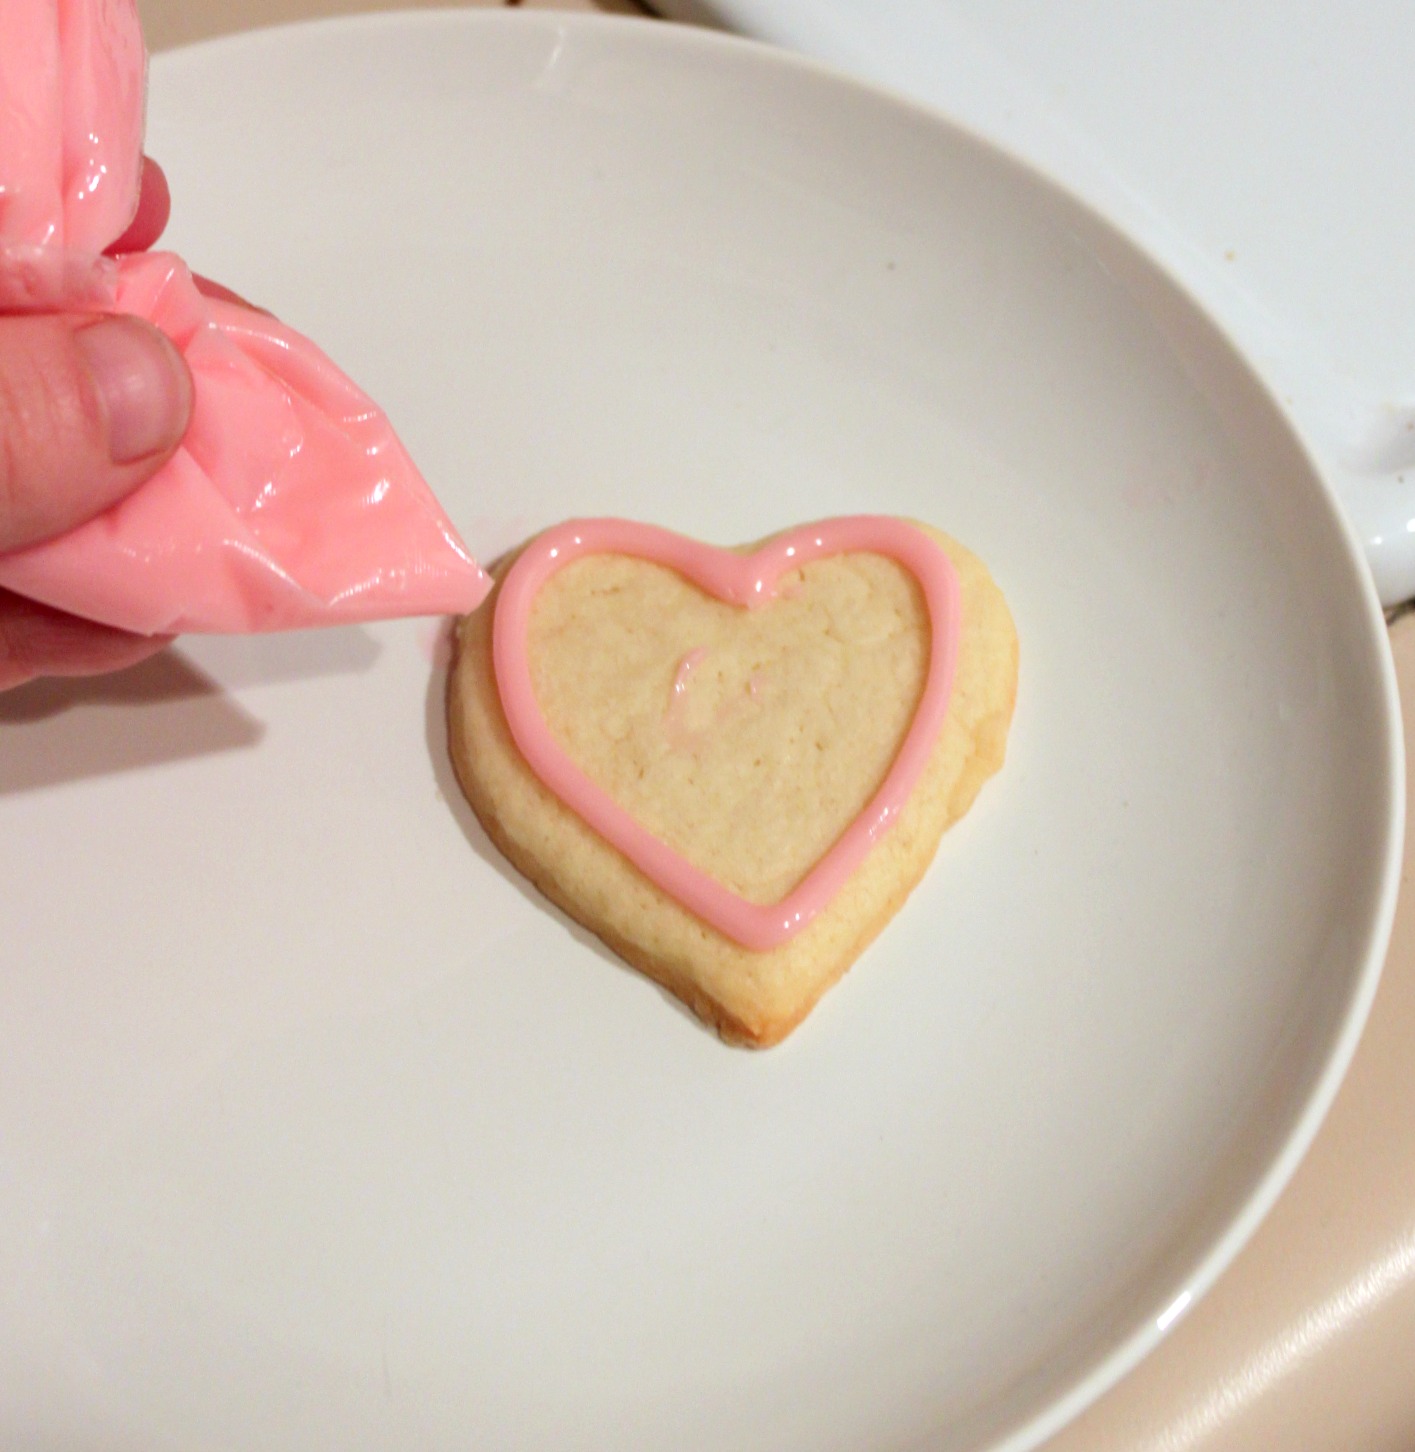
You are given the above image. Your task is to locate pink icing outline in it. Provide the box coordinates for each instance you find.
[492,518,961,950]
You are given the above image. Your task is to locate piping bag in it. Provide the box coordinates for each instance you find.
[0,0,491,634]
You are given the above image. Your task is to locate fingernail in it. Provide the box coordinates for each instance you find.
[75,316,191,464]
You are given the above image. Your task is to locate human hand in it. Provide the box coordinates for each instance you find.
[106,156,174,257]
[0,158,193,692]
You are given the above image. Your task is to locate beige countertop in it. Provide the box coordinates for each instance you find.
[136,1,1415,1447]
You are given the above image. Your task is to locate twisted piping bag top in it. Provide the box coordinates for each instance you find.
[0,0,491,634]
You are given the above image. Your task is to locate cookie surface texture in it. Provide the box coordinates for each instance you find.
[447,520,1018,1047]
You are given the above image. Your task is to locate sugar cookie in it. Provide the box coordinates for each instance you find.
[447,518,1017,1046]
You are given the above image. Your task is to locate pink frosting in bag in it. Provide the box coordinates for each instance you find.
[0,0,490,632]
[0,0,143,259]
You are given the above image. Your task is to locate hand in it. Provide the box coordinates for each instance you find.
[0,159,193,692]
[107,156,173,256]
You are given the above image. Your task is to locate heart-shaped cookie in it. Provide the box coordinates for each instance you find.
[447,518,1017,1046]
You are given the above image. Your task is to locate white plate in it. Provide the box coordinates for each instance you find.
[662,0,1415,604]
[0,14,1401,1452]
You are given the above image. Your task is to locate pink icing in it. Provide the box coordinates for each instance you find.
[493,517,961,951]
[670,647,709,702]
[0,0,491,632]
[0,0,144,307]
[0,251,489,633]
[663,645,710,751]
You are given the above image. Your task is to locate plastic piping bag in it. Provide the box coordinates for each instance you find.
[0,0,490,633]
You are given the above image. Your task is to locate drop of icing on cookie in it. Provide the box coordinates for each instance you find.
[671,647,709,703]
[663,646,710,753]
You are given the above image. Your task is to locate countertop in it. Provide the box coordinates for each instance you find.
[134,1,1415,1447]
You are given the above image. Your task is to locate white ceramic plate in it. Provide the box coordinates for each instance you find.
[661,0,1415,604]
[0,14,1401,1452]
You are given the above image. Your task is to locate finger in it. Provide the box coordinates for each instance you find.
[0,589,169,692]
[105,156,172,256]
[0,312,192,553]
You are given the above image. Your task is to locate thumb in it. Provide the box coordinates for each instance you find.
[0,313,192,554]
